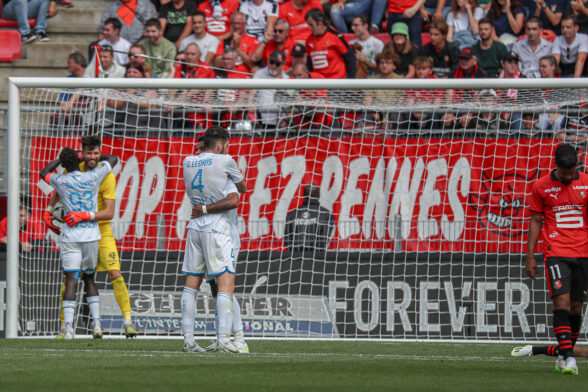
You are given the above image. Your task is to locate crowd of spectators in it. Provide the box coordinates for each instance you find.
[32,0,588,132]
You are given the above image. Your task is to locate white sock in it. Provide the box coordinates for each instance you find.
[216,292,233,341]
[62,300,76,328]
[181,287,198,344]
[232,295,244,340]
[87,296,100,325]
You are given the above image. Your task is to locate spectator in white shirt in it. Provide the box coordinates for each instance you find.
[446,0,485,50]
[511,16,553,77]
[83,45,126,78]
[90,18,131,67]
[239,0,279,42]
[552,15,588,77]
[178,11,220,65]
[350,14,384,76]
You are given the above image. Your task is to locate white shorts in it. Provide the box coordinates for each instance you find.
[61,241,99,273]
[182,229,235,277]
[206,247,239,283]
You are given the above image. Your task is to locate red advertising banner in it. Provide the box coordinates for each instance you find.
[30,137,559,253]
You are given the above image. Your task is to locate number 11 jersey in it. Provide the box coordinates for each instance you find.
[530,169,588,258]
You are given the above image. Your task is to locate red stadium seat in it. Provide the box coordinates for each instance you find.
[0,1,36,28]
[0,30,22,62]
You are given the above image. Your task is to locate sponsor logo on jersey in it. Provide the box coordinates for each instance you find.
[549,231,559,239]
[549,193,558,200]
[573,185,588,190]
[544,187,561,193]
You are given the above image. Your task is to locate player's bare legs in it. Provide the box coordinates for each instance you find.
[181,274,205,352]
[215,272,239,353]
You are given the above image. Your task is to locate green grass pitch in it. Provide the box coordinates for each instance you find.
[0,339,585,391]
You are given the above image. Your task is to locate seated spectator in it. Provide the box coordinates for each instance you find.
[57,52,87,125]
[329,0,386,34]
[138,18,177,77]
[567,0,588,35]
[239,0,279,43]
[419,20,460,78]
[383,22,417,78]
[105,62,167,133]
[305,9,357,78]
[528,0,565,35]
[474,89,508,131]
[128,43,148,66]
[406,56,444,130]
[422,0,452,22]
[90,18,131,69]
[537,55,565,131]
[453,47,487,78]
[213,11,260,73]
[285,62,332,129]
[99,0,157,44]
[350,14,384,77]
[446,0,485,49]
[84,45,126,78]
[212,48,250,128]
[197,0,240,42]
[252,19,295,69]
[2,0,51,43]
[0,200,44,253]
[539,53,560,77]
[552,15,588,77]
[178,11,220,64]
[249,50,289,127]
[289,43,307,71]
[386,0,423,47]
[158,0,197,49]
[498,52,524,129]
[278,0,324,43]
[472,18,508,77]
[511,17,553,77]
[488,0,525,46]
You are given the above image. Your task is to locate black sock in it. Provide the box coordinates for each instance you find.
[553,309,573,358]
[569,314,582,347]
[532,345,559,356]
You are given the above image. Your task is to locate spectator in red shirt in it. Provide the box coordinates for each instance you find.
[0,203,44,253]
[252,19,296,69]
[197,0,240,42]
[305,9,357,78]
[172,43,216,79]
[278,0,324,43]
[289,43,308,72]
[406,56,444,129]
[214,11,260,73]
[386,0,426,48]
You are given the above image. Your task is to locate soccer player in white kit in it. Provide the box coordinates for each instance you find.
[181,127,246,353]
[40,147,118,340]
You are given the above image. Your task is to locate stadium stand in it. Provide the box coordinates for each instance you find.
[0,30,22,62]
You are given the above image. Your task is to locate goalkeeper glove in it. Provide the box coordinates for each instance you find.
[64,211,95,227]
[42,208,61,235]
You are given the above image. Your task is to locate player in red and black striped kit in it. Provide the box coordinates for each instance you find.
[525,144,588,376]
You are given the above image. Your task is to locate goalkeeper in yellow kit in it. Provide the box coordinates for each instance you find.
[43,135,137,338]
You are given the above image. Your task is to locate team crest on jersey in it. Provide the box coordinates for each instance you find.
[469,170,539,238]
[554,280,562,289]
[580,191,585,199]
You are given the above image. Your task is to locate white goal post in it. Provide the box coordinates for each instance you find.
[5,77,588,341]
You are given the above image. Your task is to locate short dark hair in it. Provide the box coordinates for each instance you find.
[429,20,449,36]
[130,43,146,53]
[145,18,162,30]
[526,16,542,28]
[59,147,80,172]
[104,17,122,32]
[353,14,370,26]
[203,126,230,150]
[555,144,578,169]
[561,15,578,26]
[305,8,328,24]
[126,61,146,76]
[68,51,87,67]
[193,10,206,19]
[303,184,320,199]
[478,17,494,27]
[81,135,101,150]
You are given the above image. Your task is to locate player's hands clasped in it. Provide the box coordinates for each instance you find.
[42,210,61,235]
[64,211,92,227]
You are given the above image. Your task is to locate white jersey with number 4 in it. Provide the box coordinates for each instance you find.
[49,161,112,243]
[183,152,243,235]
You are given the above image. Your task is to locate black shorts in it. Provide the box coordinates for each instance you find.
[544,257,588,301]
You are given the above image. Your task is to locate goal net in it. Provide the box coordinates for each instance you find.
[6,77,588,341]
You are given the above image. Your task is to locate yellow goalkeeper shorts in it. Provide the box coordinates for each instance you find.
[97,223,120,272]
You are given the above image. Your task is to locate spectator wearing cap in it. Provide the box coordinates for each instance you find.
[552,15,588,77]
[249,50,290,126]
[138,18,177,77]
[329,0,387,34]
[214,11,260,73]
[83,45,126,78]
[98,0,157,44]
[383,22,418,77]
[511,17,553,77]
[498,51,524,130]
[472,18,507,77]
[278,0,324,43]
[252,19,296,69]
[386,0,426,48]
[289,43,308,73]
[90,18,131,69]
[178,11,220,65]
[419,20,460,78]
[305,9,357,78]
[350,14,384,77]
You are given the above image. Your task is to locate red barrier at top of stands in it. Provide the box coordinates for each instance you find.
[0,1,36,28]
[0,30,22,62]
